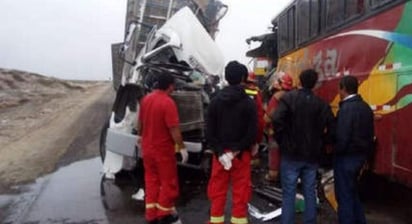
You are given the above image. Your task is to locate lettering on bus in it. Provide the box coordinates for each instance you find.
[313,49,338,80]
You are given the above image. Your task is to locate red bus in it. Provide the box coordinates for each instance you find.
[270,0,412,187]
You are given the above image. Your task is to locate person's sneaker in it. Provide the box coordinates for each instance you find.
[146,219,158,224]
[158,214,182,224]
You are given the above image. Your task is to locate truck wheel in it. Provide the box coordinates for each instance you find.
[99,119,110,162]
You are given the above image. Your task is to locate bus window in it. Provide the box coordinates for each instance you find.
[370,0,393,8]
[346,0,365,19]
[310,0,320,38]
[278,14,289,54]
[287,7,296,50]
[297,0,320,44]
[278,6,296,54]
[297,0,310,44]
[326,1,344,28]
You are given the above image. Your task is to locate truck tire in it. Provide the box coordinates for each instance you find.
[99,119,110,162]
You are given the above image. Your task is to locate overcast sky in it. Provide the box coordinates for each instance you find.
[0,0,292,80]
[217,0,292,69]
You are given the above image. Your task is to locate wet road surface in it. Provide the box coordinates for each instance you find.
[1,83,410,223]
[1,157,411,224]
[1,158,107,224]
[0,157,273,224]
[0,158,226,224]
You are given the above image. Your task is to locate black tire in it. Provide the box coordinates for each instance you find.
[99,119,110,162]
[99,174,125,211]
[201,152,213,180]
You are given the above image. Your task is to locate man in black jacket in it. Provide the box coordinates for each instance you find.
[273,69,335,224]
[334,75,374,224]
[206,61,257,224]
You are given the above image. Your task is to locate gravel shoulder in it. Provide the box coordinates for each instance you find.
[0,69,115,192]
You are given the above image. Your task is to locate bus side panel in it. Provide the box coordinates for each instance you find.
[394,104,412,187]
[274,1,412,187]
[373,112,396,178]
[393,73,412,187]
[360,73,397,178]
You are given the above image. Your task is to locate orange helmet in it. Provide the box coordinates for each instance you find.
[279,73,293,90]
[273,71,293,91]
[247,72,257,82]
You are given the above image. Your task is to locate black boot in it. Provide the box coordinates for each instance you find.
[158,214,181,224]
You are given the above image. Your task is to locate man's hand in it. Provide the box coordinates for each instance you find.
[251,143,259,157]
[219,152,234,170]
[176,148,189,164]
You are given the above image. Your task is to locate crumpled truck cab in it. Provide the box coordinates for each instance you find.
[102,6,225,178]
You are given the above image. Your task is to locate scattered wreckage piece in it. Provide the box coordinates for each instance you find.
[253,186,282,202]
[248,203,282,222]
[102,6,226,182]
[250,170,336,221]
[253,185,306,212]
[320,169,337,210]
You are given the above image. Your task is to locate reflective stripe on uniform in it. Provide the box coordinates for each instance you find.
[156,203,176,212]
[245,89,258,96]
[145,203,156,209]
[210,216,225,223]
[230,216,248,224]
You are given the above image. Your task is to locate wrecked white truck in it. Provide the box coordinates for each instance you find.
[101,1,228,179]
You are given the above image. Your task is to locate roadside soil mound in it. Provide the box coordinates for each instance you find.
[0,68,114,192]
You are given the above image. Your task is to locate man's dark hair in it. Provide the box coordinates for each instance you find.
[225,61,248,85]
[299,69,318,89]
[157,72,175,90]
[339,75,358,94]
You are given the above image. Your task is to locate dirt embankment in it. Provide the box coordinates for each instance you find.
[0,68,115,192]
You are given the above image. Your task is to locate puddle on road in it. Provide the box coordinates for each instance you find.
[0,175,49,224]
[0,157,145,224]
[0,155,265,224]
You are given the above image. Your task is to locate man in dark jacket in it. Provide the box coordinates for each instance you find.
[206,61,257,224]
[273,69,335,224]
[334,75,374,224]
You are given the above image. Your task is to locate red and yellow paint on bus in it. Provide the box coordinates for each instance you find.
[276,2,412,187]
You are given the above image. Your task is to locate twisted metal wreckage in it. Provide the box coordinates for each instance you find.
[102,0,228,177]
[99,0,338,221]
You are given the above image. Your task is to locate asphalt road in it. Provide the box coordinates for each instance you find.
[0,86,411,223]
[2,154,411,224]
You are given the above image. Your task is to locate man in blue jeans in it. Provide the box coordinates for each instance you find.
[273,69,335,224]
[334,75,374,224]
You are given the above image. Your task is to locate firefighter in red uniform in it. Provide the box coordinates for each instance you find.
[137,72,189,224]
[206,61,257,224]
[242,71,265,158]
[264,72,293,181]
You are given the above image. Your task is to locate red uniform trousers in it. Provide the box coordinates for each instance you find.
[143,151,179,221]
[268,139,280,171]
[207,151,252,224]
